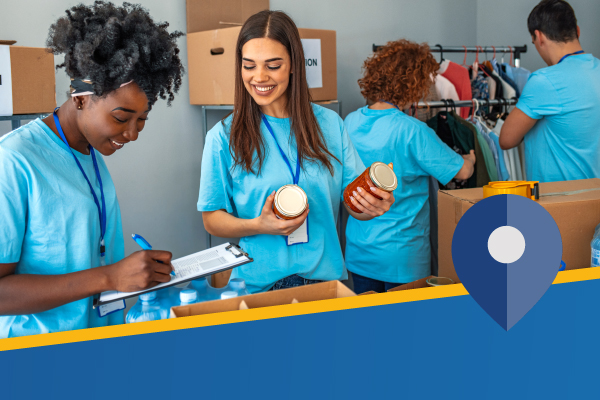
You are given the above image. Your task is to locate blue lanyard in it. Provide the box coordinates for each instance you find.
[53,109,107,257]
[558,50,584,64]
[261,114,301,185]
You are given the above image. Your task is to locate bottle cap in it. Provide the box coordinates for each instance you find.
[180,289,198,304]
[369,162,397,192]
[228,278,247,291]
[274,185,308,217]
[221,291,238,300]
[140,291,157,301]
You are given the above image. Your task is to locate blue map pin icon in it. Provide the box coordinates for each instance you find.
[452,194,562,331]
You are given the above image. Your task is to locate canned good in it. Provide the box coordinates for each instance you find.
[426,277,454,287]
[343,162,398,213]
[273,184,308,220]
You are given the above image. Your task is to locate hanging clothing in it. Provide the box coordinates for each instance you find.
[198,104,365,293]
[494,119,524,180]
[493,59,520,97]
[434,74,460,103]
[439,60,473,119]
[344,106,463,284]
[503,63,531,94]
[453,116,489,187]
[454,114,497,183]
[426,112,475,189]
[516,53,600,182]
[489,131,510,181]
[472,118,502,181]
[471,71,490,102]
[413,83,440,123]
[0,120,125,338]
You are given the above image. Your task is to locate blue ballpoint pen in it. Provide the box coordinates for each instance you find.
[132,234,176,277]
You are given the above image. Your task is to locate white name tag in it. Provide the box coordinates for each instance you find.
[287,217,309,245]
[97,299,126,317]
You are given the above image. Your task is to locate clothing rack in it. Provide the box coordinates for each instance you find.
[413,98,517,109]
[371,44,528,67]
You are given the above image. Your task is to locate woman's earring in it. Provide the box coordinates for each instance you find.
[78,106,82,109]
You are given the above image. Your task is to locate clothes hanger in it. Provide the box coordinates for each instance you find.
[435,44,444,63]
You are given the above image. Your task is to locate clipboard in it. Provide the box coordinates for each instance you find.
[93,242,253,308]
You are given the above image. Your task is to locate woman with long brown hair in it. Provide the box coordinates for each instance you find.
[344,39,475,294]
[198,10,394,293]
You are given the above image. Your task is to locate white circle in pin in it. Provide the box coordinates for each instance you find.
[488,226,526,264]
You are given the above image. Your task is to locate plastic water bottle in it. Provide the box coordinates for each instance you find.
[179,289,198,306]
[190,277,219,301]
[126,291,168,323]
[221,291,238,300]
[228,278,250,297]
[591,223,600,268]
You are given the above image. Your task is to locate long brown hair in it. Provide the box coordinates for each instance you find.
[229,10,339,175]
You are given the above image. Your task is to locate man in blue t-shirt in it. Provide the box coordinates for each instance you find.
[499,0,600,183]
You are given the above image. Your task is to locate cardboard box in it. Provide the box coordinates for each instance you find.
[186,0,269,33]
[438,179,600,283]
[388,276,436,292]
[0,44,56,115]
[170,280,355,318]
[187,27,337,104]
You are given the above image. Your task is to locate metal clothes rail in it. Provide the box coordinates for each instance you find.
[371,44,528,67]
[413,98,517,109]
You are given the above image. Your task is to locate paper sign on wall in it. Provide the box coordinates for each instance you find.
[0,45,13,116]
[301,39,323,89]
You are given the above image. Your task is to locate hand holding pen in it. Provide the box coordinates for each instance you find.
[132,234,176,278]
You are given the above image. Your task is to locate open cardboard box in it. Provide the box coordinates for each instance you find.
[438,178,600,283]
[170,280,355,318]
[187,26,337,104]
[0,42,56,115]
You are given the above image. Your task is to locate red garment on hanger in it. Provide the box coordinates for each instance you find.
[440,60,473,119]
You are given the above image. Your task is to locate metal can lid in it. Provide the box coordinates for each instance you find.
[369,162,398,192]
[426,277,454,286]
[274,184,308,217]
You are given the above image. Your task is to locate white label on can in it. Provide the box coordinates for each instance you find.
[592,248,600,268]
[0,45,13,116]
[301,39,323,89]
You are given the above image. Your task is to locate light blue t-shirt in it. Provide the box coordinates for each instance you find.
[344,107,463,283]
[0,119,125,338]
[198,105,364,293]
[516,54,600,182]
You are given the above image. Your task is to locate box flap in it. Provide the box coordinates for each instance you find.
[0,40,16,45]
[388,276,435,292]
[171,280,355,318]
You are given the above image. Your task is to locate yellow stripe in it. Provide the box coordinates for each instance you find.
[1,268,599,352]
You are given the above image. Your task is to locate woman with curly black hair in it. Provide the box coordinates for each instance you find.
[0,1,184,338]
[344,40,475,294]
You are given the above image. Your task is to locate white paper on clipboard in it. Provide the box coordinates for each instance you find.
[96,242,252,306]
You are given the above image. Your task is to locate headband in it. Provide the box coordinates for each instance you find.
[70,78,134,97]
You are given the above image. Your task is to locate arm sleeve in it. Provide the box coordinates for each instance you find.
[197,125,235,213]
[0,148,28,263]
[516,73,562,119]
[409,124,464,186]
[340,122,366,201]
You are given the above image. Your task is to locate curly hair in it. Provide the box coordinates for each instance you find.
[358,39,439,107]
[46,1,184,107]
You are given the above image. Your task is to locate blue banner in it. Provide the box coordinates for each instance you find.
[1,273,598,400]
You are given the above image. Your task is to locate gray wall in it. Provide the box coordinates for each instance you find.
[1,0,598,276]
[477,0,600,73]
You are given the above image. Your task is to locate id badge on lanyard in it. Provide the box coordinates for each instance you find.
[262,115,309,245]
[53,109,125,317]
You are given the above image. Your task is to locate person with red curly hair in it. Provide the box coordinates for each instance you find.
[344,39,476,293]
